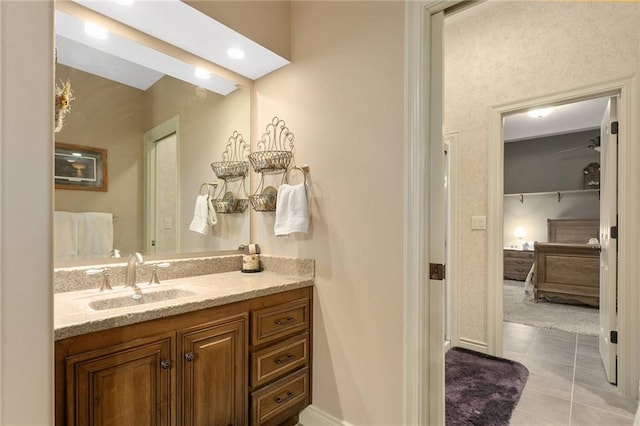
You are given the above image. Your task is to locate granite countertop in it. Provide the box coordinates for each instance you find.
[55,270,313,341]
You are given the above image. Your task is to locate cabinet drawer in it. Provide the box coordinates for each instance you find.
[505,265,531,274]
[252,298,310,346]
[251,367,309,426]
[504,257,533,267]
[504,250,534,259]
[252,333,309,388]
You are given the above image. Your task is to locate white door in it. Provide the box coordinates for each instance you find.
[144,117,180,255]
[151,133,179,254]
[599,96,618,384]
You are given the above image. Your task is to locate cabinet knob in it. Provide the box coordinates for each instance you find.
[160,360,172,370]
[184,352,195,362]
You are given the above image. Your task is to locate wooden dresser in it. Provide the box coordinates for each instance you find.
[504,249,535,281]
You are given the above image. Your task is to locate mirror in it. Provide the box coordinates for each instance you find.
[53,7,251,264]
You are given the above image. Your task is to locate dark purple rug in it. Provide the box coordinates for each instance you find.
[446,347,529,425]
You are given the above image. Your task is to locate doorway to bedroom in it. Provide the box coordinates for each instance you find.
[501,94,619,384]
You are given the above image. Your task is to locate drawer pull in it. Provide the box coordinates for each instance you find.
[275,391,294,404]
[184,352,195,362]
[274,354,294,365]
[275,317,295,326]
[160,360,172,370]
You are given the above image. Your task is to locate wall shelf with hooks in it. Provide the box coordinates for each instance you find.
[505,188,600,203]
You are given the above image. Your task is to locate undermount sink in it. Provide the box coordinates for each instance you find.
[88,288,196,311]
[75,282,212,312]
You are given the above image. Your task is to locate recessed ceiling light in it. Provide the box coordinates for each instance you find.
[194,67,211,80]
[227,48,245,60]
[527,107,553,119]
[84,22,108,40]
[114,0,135,5]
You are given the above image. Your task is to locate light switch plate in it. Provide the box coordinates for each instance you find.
[164,217,173,229]
[471,215,487,230]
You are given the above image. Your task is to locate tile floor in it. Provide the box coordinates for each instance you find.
[503,322,637,425]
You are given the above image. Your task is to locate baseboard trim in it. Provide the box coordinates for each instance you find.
[299,405,353,426]
[458,338,488,353]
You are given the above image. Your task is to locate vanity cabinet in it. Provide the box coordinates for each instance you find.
[55,287,312,426]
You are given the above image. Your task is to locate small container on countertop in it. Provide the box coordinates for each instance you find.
[241,243,263,273]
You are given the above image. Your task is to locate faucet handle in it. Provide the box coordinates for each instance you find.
[148,262,171,285]
[86,268,112,291]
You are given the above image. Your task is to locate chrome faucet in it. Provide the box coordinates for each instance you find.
[125,252,144,287]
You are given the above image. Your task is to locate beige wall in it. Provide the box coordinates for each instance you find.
[444,1,640,344]
[1,1,54,423]
[252,2,405,424]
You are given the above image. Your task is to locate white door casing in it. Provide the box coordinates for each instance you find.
[599,96,618,384]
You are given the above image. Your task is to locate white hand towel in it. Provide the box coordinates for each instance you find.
[274,183,309,237]
[207,195,217,226]
[54,211,79,258]
[77,212,113,257]
[189,195,210,235]
[78,212,113,257]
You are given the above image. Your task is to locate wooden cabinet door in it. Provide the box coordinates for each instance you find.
[66,335,173,426]
[179,314,247,426]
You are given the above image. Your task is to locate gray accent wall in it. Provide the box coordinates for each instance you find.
[504,129,600,194]
[503,129,601,244]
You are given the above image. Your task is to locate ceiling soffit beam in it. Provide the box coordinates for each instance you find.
[55,0,253,91]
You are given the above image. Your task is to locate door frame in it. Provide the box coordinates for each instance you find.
[404,1,463,424]
[486,78,640,398]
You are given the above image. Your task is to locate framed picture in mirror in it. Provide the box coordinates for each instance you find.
[55,142,108,191]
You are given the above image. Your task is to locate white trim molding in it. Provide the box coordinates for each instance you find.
[403,2,430,424]
[299,405,354,426]
[458,338,487,354]
[404,2,464,425]
[444,131,460,349]
[487,77,640,398]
